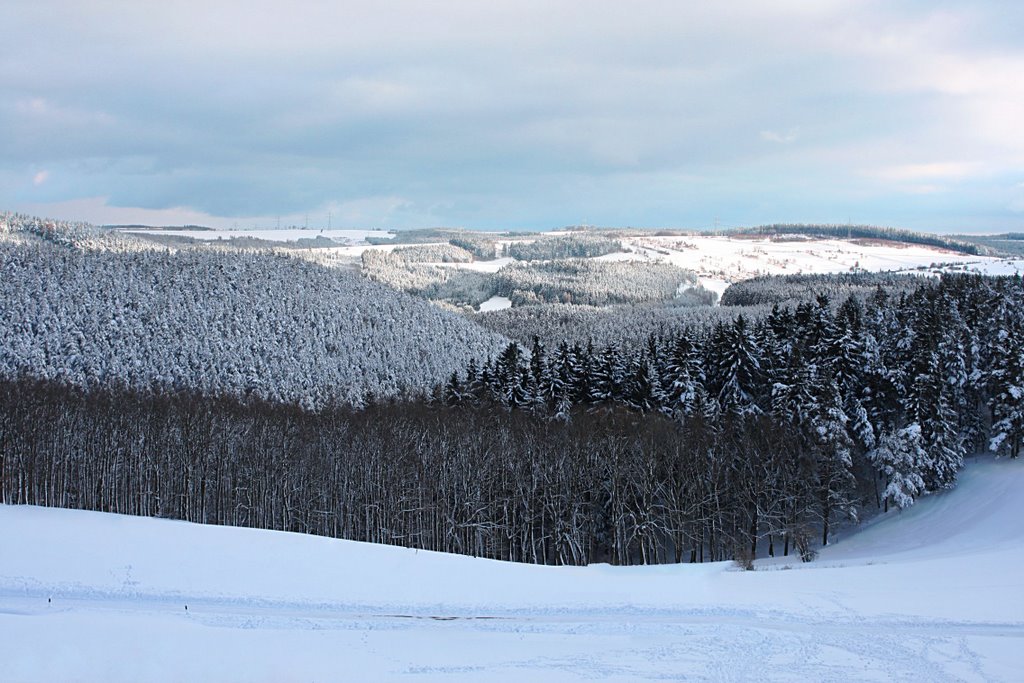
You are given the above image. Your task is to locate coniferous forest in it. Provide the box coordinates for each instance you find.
[3,235,1023,565]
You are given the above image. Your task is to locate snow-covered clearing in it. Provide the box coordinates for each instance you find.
[935,258,1024,277]
[2,455,1021,681]
[351,235,1022,308]
[478,295,513,312]
[436,257,515,273]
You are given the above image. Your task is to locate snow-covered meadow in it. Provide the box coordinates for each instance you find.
[2,455,1021,682]
[620,234,1022,296]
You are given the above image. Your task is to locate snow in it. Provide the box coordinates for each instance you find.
[929,258,1024,277]
[2,455,1021,681]
[697,276,732,299]
[436,256,515,273]
[121,227,395,245]
[616,235,1011,287]
[386,234,1017,307]
[105,228,1024,285]
[592,250,647,262]
[478,295,513,312]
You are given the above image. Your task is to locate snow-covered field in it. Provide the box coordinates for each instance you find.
[350,233,1024,309]
[938,258,1024,277]
[621,235,1023,292]
[2,456,1021,682]
[478,295,513,312]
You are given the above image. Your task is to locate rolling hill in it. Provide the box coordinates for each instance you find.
[1,455,1020,681]
[0,235,508,408]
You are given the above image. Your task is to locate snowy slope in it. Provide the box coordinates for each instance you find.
[347,234,1020,308]
[137,227,1022,310]
[2,455,1022,682]
[619,235,1019,292]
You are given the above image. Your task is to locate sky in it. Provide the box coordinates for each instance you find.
[2,1,1023,232]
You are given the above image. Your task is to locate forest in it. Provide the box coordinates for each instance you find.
[501,234,624,260]
[0,239,506,408]
[3,271,1022,566]
[745,224,986,256]
[448,274,1024,506]
[493,258,692,306]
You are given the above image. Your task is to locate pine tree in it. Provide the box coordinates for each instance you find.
[528,336,549,410]
[664,329,706,416]
[989,327,1024,458]
[625,354,668,413]
[444,372,465,406]
[710,316,763,417]
[808,370,855,546]
[493,343,532,407]
[869,425,927,511]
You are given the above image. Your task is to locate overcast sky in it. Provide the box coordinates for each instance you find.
[2,1,1023,232]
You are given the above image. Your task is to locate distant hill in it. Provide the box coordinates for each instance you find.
[742,223,987,255]
[1,212,142,250]
[105,224,215,231]
[0,224,509,408]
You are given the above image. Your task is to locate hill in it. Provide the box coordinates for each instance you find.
[0,454,1020,681]
[0,239,508,408]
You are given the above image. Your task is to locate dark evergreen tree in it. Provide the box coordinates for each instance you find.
[709,316,763,417]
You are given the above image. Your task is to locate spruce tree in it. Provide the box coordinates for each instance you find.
[869,425,927,511]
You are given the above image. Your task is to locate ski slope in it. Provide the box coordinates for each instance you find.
[2,456,1022,682]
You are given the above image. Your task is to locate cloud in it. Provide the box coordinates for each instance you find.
[15,194,424,230]
[872,162,985,183]
[760,129,799,144]
[1,1,1023,231]
[15,196,235,228]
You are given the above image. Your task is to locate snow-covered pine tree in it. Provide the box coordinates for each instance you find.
[807,369,855,546]
[709,316,763,417]
[868,425,927,511]
[624,354,668,413]
[663,329,706,417]
[989,326,1024,458]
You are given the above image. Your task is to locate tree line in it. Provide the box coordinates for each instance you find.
[745,224,985,256]
[0,376,861,566]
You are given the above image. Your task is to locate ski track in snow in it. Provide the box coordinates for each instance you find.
[3,594,1015,682]
[2,456,1023,681]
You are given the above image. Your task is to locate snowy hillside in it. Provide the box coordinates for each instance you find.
[1,212,144,251]
[620,234,1018,299]
[110,224,1023,302]
[1,455,1021,682]
[0,242,509,407]
[56,220,1024,314]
